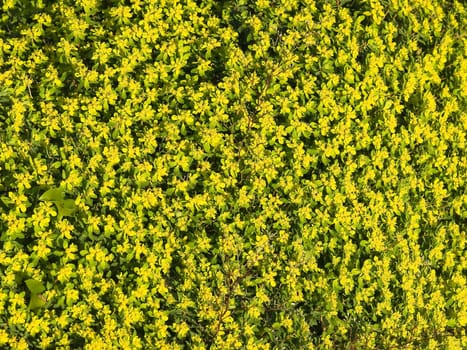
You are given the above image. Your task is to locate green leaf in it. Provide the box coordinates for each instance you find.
[29,293,47,310]
[25,279,46,294]
[0,196,12,205]
[55,199,77,218]
[0,88,10,103]
[446,319,457,328]
[40,188,65,202]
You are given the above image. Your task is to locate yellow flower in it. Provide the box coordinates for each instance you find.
[247,306,261,319]
[175,322,190,339]
[0,328,8,345]
[25,316,43,336]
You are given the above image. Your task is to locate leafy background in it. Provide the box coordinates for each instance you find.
[0,0,466,349]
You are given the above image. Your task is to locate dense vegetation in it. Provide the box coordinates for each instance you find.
[0,0,466,349]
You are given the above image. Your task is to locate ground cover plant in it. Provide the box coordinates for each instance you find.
[0,0,466,349]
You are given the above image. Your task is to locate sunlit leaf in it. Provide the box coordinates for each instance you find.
[39,188,65,202]
[29,293,47,310]
[25,279,46,294]
[55,199,77,218]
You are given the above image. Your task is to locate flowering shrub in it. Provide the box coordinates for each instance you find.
[0,0,466,349]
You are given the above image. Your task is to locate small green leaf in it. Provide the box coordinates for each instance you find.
[55,199,77,218]
[446,319,457,328]
[0,196,12,205]
[29,293,47,310]
[0,88,10,103]
[40,188,65,202]
[25,279,46,294]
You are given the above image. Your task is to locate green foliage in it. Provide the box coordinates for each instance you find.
[39,188,65,202]
[25,278,45,294]
[39,188,77,219]
[0,0,466,349]
[25,278,47,311]
[28,293,47,310]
